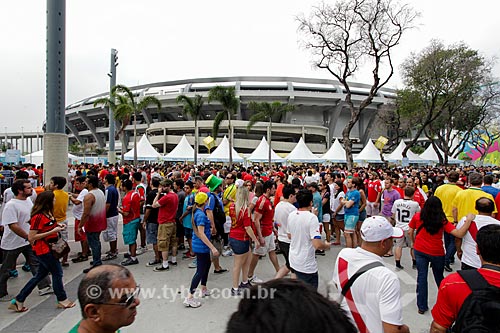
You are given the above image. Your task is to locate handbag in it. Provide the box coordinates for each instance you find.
[48,234,70,259]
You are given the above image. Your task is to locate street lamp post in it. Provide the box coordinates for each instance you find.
[108,48,118,164]
[21,126,24,155]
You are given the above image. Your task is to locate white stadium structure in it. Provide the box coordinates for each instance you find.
[64,76,396,155]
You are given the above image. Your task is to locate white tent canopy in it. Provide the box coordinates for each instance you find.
[163,135,194,161]
[321,139,347,163]
[286,138,324,163]
[354,139,383,163]
[206,136,244,163]
[23,150,78,166]
[124,134,161,161]
[385,141,427,164]
[247,137,284,163]
[420,144,463,164]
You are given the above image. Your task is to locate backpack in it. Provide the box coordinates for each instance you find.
[209,192,226,237]
[452,267,500,333]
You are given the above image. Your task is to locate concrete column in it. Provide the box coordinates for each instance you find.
[163,128,167,154]
[43,133,68,187]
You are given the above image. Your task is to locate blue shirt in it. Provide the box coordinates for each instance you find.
[182,193,195,229]
[482,185,500,198]
[105,185,119,218]
[344,189,360,217]
[312,191,323,222]
[191,209,211,254]
[205,192,222,213]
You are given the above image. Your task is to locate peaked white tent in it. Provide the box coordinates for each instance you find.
[385,141,427,164]
[23,150,78,166]
[286,138,324,163]
[206,136,244,163]
[124,134,161,161]
[247,137,284,163]
[321,139,347,163]
[420,144,463,164]
[163,135,195,162]
[354,140,383,163]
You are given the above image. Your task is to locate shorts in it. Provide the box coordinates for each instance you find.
[229,238,250,255]
[146,223,159,245]
[59,219,68,241]
[394,229,413,248]
[102,215,118,242]
[344,215,359,232]
[123,218,140,245]
[157,223,177,252]
[74,219,87,242]
[184,227,193,239]
[210,237,223,260]
[366,201,380,216]
[278,240,294,271]
[253,233,276,256]
[334,213,344,222]
[322,213,331,223]
[358,210,367,223]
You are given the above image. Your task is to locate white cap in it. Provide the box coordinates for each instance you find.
[235,179,244,188]
[360,216,404,242]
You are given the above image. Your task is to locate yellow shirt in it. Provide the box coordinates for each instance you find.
[451,187,497,221]
[434,184,463,221]
[53,188,69,222]
[223,184,237,215]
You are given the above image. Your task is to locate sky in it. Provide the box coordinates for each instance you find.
[1,0,499,133]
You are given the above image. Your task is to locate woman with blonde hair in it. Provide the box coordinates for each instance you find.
[229,180,259,295]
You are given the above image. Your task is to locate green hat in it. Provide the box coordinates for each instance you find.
[205,174,223,192]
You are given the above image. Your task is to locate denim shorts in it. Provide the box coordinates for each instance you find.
[358,210,367,223]
[229,238,250,255]
[344,215,359,232]
[184,227,193,239]
[146,223,158,245]
[123,218,141,245]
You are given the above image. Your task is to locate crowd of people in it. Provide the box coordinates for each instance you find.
[1,161,500,332]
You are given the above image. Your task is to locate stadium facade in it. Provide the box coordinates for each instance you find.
[65,76,396,155]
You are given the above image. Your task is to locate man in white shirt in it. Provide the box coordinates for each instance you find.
[274,185,297,279]
[456,197,500,270]
[392,187,420,270]
[288,189,330,290]
[333,216,409,333]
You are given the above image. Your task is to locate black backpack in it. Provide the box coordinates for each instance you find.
[209,192,226,237]
[452,267,500,333]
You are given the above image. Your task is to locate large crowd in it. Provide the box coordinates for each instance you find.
[1,162,500,333]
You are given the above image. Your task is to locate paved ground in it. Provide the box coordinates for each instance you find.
[0,214,449,333]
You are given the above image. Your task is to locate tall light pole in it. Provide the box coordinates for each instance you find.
[108,48,118,164]
[21,126,24,155]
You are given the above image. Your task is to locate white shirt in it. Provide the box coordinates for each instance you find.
[3,188,37,205]
[391,199,420,231]
[288,210,321,274]
[331,191,345,215]
[274,201,297,243]
[72,188,88,220]
[333,247,404,333]
[457,214,500,268]
[0,198,33,250]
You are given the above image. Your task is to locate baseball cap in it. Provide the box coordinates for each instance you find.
[360,216,403,242]
[195,192,208,205]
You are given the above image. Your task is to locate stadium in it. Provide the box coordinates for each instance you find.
[64,76,396,155]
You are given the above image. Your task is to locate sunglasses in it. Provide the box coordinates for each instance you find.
[95,285,140,308]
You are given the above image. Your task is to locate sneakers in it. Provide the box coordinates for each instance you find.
[153,265,170,272]
[183,297,201,308]
[38,286,54,296]
[239,281,252,289]
[396,265,404,270]
[201,289,211,297]
[102,252,118,261]
[248,275,264,284]
[444,264,453,272]
[146,259,162,267]
[72,255,89,263]
[231,288,241,296]
[183,252,196,259]
[315,249,326,256]
[0,294,11,302]
[136,246,147,256]
[188,260,197,269]
[121,258,139,266]
[222,247,233,257]
[168,261,178,266]
[124,252,131,259]
[213,268,228,274]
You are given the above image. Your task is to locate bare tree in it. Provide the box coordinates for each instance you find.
[298,0,417,169]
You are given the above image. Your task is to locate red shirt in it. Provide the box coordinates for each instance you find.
[273,183,284,207]
[496,192,500,220]
[393,186,404,199]
[409,212,455,256]
[229,205,252,241]
[255,195,274,237]
[157,192,178,224]
[367,180,382,202]
[431,268,500,329]
[121,191,141,224]
[31,214,59,256]
[413,188,425,208]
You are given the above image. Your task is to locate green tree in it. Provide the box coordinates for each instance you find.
[298,0,417,169]
[68,142,82,154]
[208,86,239,167]
[398,41,499,164]
[246,101,295,168]
[95,85,161,165]
[176,94,204,165]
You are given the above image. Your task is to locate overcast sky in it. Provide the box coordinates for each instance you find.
[1,0,499,133]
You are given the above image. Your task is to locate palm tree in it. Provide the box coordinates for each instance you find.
[247,101,295,168]
[176,94,204,165]
[95,85,161,165]
[208,86,239,167]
